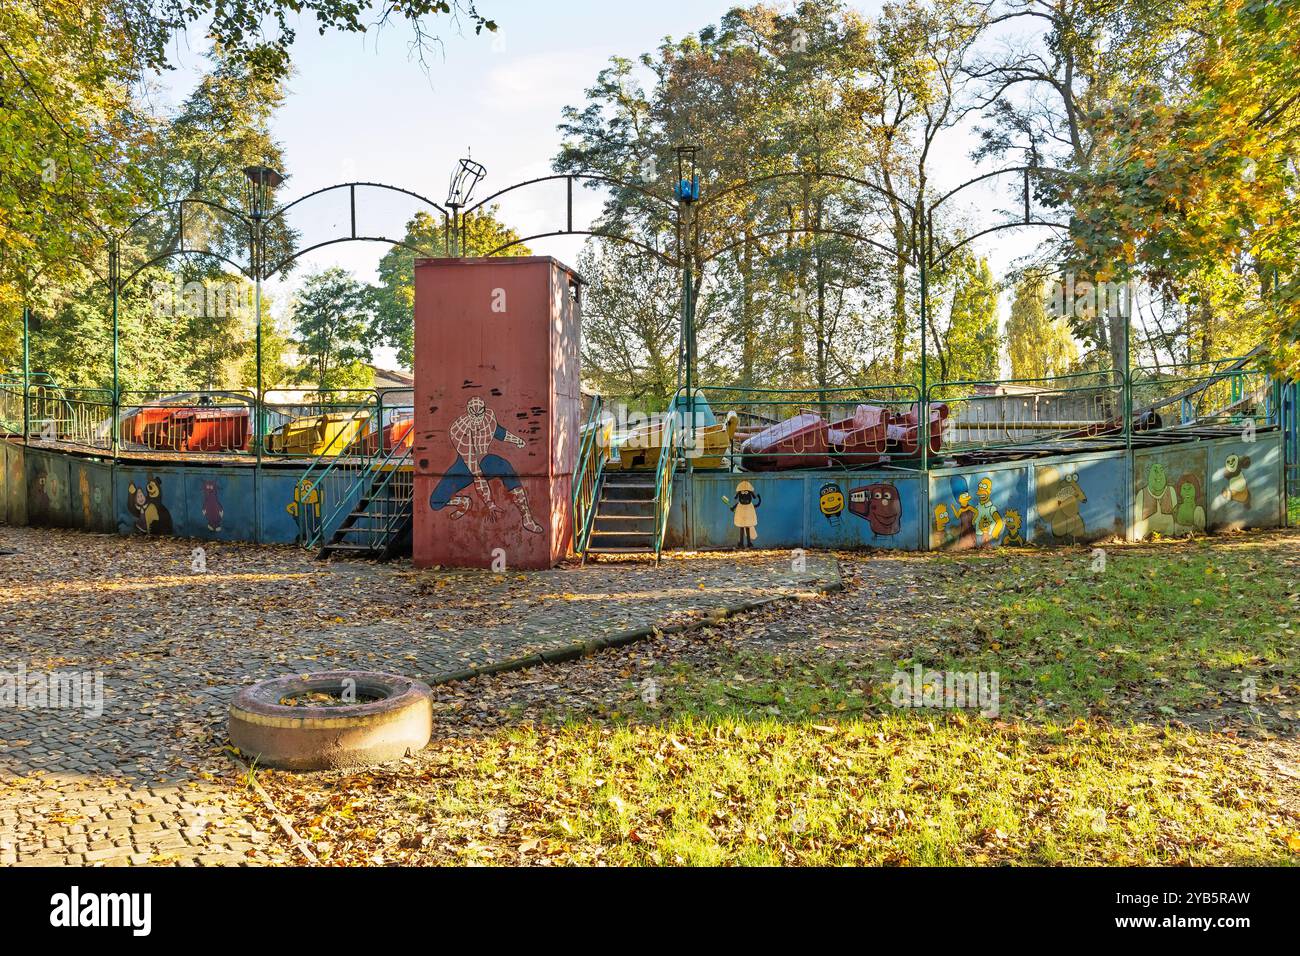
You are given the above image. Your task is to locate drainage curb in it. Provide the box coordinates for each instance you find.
[429,560,844,687]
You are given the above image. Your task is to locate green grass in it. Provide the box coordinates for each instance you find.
[265,536,1300,866]
[644,542,1299,725]
[281,714,1298,866]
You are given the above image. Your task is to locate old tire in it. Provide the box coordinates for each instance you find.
[228,671,433,771]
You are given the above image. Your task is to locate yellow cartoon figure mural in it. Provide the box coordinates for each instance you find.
[287,478,322,520]
[1003,508,1026,546]
[973,476,1004,546]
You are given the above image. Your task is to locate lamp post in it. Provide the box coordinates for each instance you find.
[21,305,30,443]
[674,145,700,449]
[445,156,486,257]
[243,164,284,458]
[109,239,119,455]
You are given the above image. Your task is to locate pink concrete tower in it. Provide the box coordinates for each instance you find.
[411,257,582,569]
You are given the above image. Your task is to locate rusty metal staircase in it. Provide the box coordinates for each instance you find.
[584,472,658,555]
[317,450,413,560]
[573,400,679,563]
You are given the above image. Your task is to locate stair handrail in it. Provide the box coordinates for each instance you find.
[653,405,681,561]
[573,395,608,554]
[310,426,413,551]
[293,396,381,547]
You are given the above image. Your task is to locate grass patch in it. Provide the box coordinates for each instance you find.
[273,714,1300,866]
[261,535,1300,866]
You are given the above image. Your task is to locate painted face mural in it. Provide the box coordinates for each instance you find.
[429,397,543,534]
[850,483,901,535]
[819,482,844,526]
[1221,454,1251,507]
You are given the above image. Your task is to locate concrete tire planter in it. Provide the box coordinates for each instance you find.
[229,671,434,771]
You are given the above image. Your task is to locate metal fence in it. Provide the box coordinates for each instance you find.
[927,369,1123,454]
[1129,358,1271,433]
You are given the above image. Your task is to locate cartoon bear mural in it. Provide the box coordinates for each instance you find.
[1220,453,1251,508]
[1035,465,1088,542]
[127,476,173,535]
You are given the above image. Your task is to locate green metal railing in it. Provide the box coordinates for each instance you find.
[692,383,924,470]
[261,388,379,458]
[116,389,256,455]
[290,403,383,547]
[1129,357,1270,432]
[652,407,680,562]
[572,395,608,554]
[926,369,1122,454]
[309,434,414,553]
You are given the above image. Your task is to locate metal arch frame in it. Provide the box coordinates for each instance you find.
[922,164,1073,270]
[694,169,918,218]
[261,181,453,279]
[461,173,679,264]
[697,224,907,267]
[481,228,680,266]
[464,172,676,219]
[115,196,257,286]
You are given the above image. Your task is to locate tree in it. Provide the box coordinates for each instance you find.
[369,209,530,369]
[1,1,497,361]
[1005,276,1079,379]
[934,255,1000,382]
[289,268,377,390]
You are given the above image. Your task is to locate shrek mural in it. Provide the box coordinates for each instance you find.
[1173,473,1206,534]
[1135,459,1206,537]
[1135,461,1177,536]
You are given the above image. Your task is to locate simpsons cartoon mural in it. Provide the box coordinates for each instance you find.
[935,475,1003,548]
[429,397,543,534]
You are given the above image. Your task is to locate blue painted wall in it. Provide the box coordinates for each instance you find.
[669,470,926,551]
[1029,452,1126,546]
[928,462,1033,551]
[1,434,1287,551]
[1207,432,1285,532]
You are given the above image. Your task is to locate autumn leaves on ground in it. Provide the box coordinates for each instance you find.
[253,531,1300,866]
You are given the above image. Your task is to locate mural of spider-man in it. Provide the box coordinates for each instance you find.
[429,397,543,534]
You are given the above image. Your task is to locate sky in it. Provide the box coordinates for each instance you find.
[157,0,1044,370]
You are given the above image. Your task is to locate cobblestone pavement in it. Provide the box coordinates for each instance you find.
[0,525,836,865]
